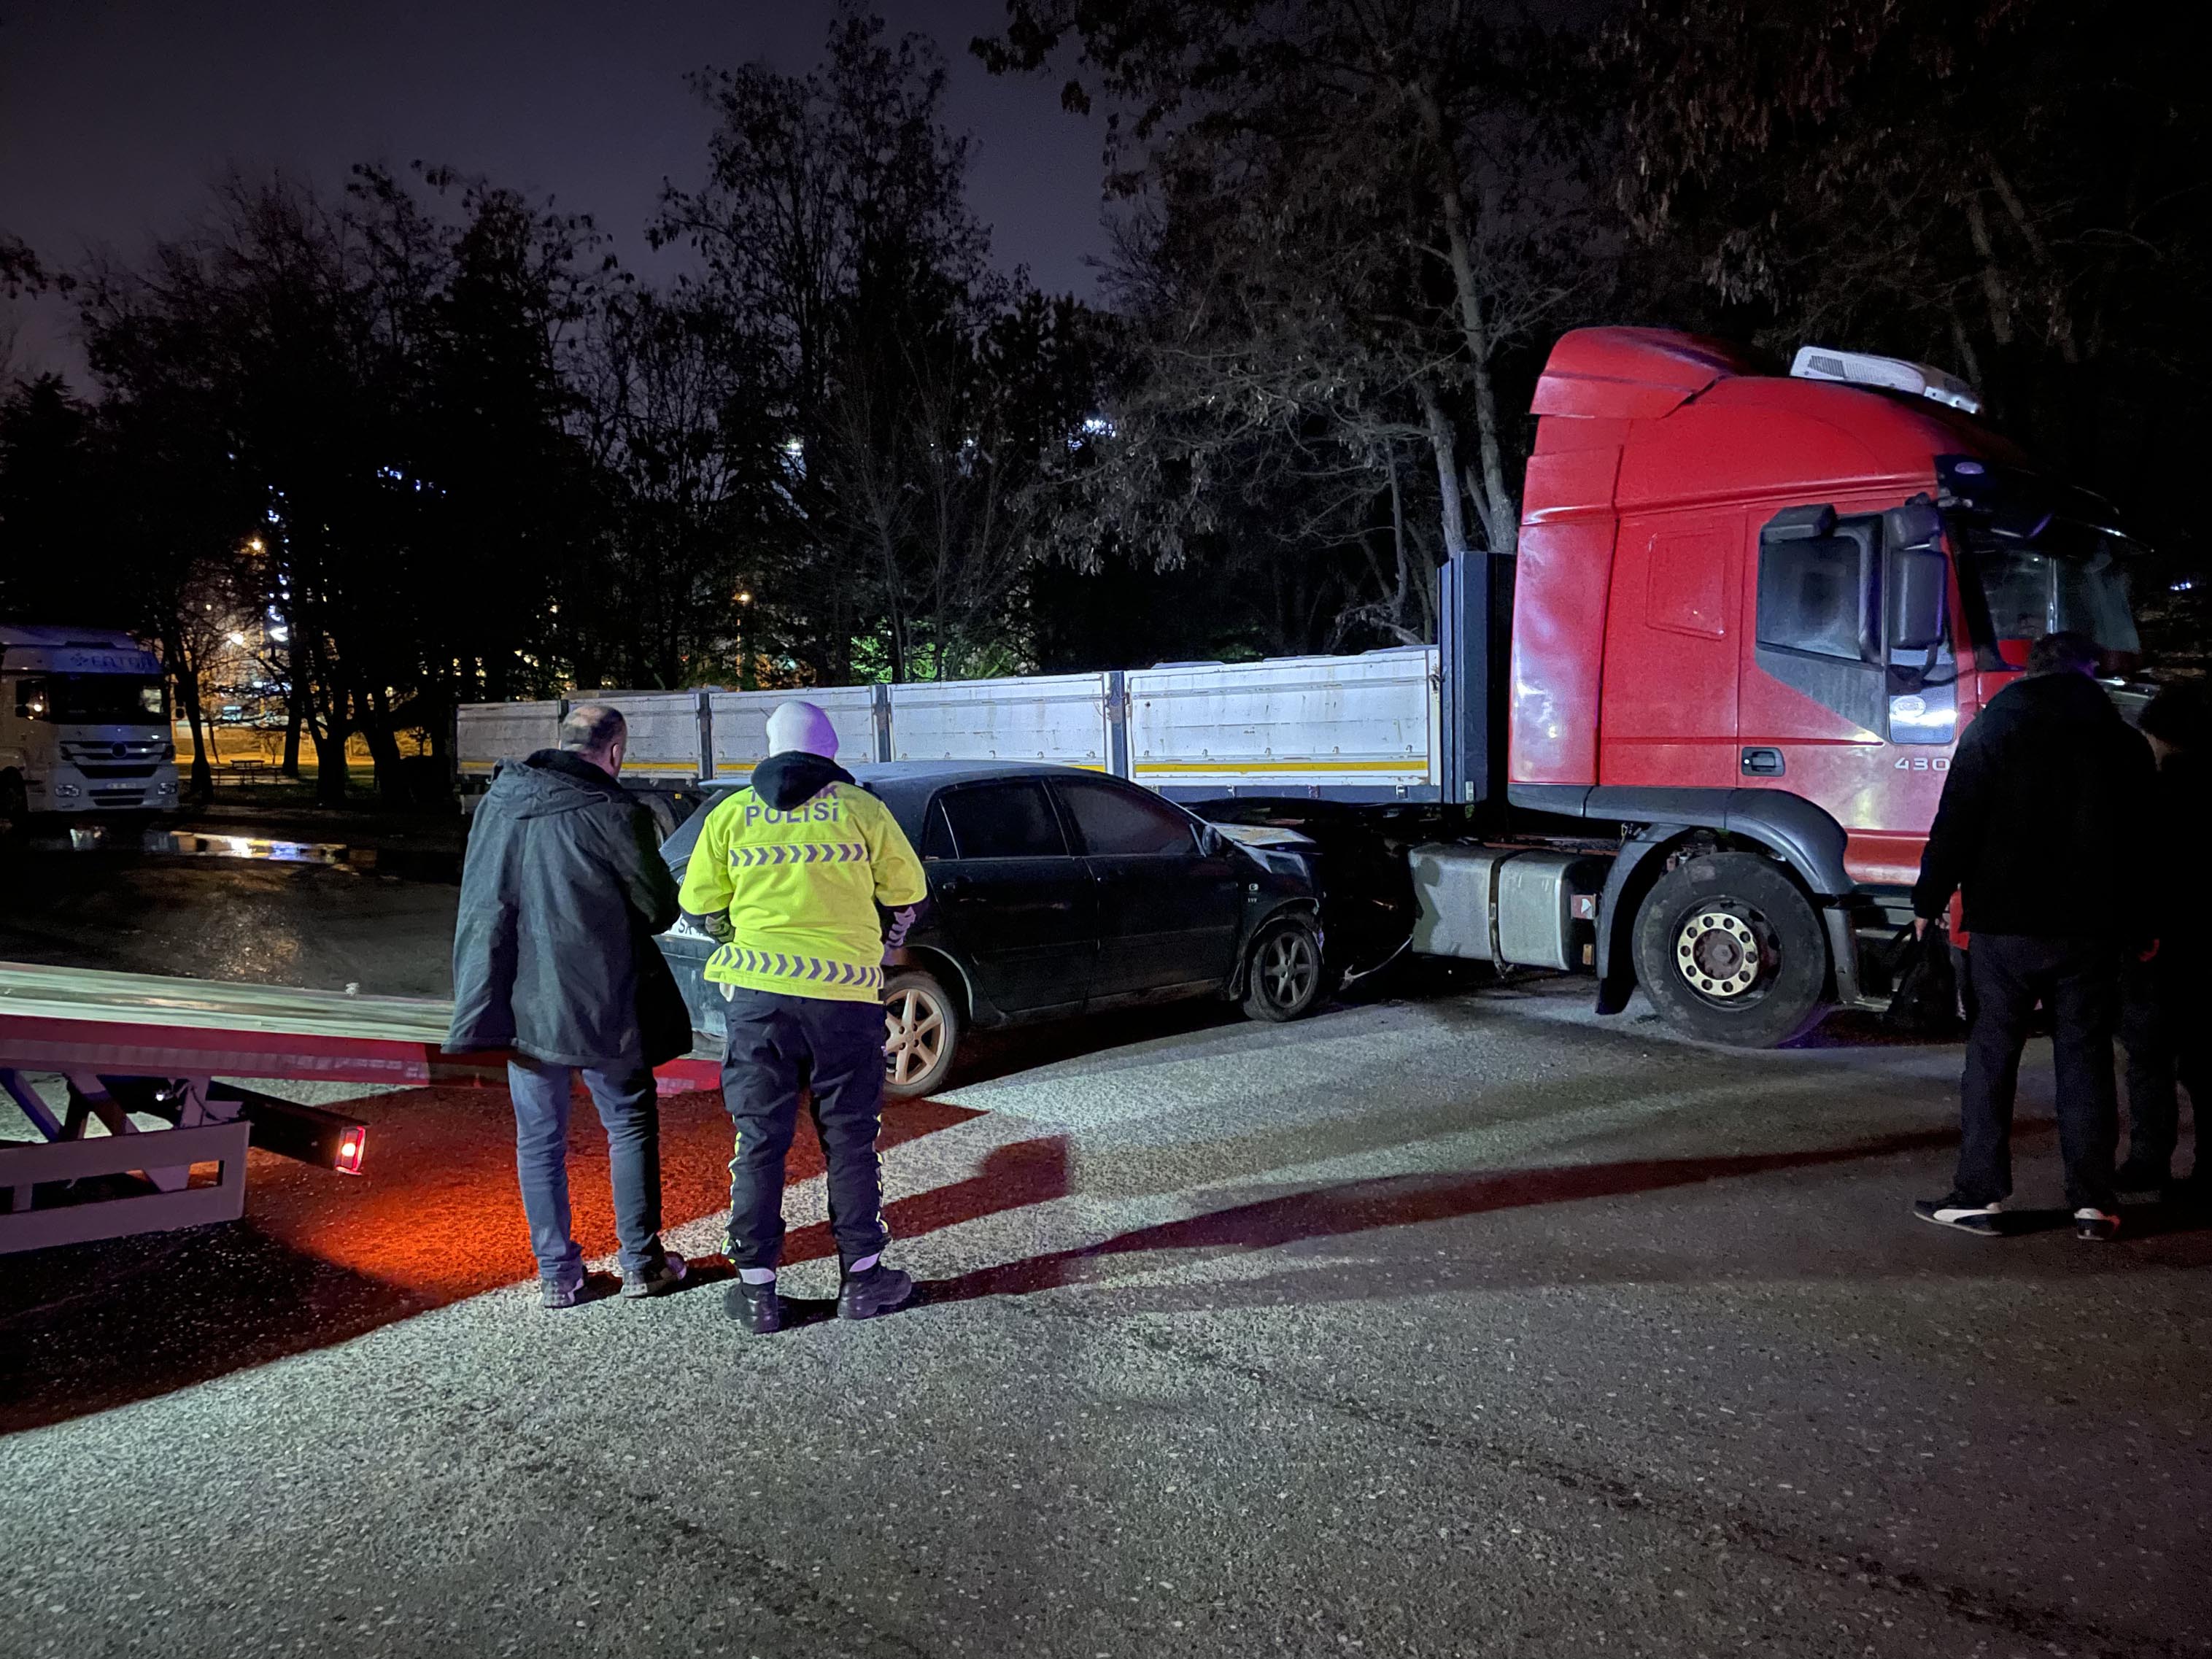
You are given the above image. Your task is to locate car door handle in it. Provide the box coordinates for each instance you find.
[936,875,967,897]
[1740,746,1785,778]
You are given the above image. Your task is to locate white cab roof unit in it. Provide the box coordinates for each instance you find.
[1789,345,1983,415]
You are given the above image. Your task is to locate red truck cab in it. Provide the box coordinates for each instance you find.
[1500,327,2145,1040]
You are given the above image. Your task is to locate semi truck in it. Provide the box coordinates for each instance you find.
[455,327,2151,1048]
[0,624,181,830]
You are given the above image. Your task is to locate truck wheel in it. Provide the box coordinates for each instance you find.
[1242,915,1326,1022]
[883,968,961,1098]
[1632,851,1828,1047]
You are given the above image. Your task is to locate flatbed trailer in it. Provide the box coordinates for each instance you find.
[0,961,721,1253]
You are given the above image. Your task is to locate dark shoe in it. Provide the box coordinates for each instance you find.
[541,1275,584,1310]
[1913,1193,2005,1235]
[620,1252,689,1299]
[726,1278,784,1334]
[2113,1160,2172,1200]
[837,1262,914,1321]
[2073,1207,2121,1242]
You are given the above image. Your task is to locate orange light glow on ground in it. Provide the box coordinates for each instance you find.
[1,1085,984,1433]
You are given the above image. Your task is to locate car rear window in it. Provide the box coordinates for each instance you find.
[1056,779,1197,856]
[937,781,1067,859]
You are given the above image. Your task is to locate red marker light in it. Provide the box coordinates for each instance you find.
[333,1127,366,1175]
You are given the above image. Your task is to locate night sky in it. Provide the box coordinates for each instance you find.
[0,0,1110,384]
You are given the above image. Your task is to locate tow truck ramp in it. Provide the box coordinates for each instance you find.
[0,961,717,1253]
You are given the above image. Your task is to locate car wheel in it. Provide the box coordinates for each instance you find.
[1242,915,1325,1023]
[882,967,961,1098]
[640,793,680,845]
[1631,850,1828,1047]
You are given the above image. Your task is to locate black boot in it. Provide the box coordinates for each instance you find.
[837,1261,914,1321]
[726,1277,784,1334]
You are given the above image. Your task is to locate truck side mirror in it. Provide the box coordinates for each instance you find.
[1887,549,1949,651]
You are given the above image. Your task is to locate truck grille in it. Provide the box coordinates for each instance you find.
[77,765,157,780]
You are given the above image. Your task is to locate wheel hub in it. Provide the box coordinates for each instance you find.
[1674,910,1763,999]
[1264,932,1315,1005]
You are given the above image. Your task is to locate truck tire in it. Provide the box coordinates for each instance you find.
[883,967,961,1098]
[1632,851,1828,1047]
[1242,914,1326,1022]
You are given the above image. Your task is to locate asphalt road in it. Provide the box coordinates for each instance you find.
[2,846,2208,1658]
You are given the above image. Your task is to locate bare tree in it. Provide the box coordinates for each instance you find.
[983,0,1596,600]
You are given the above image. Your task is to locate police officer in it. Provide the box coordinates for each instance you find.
[678,700,927,1332]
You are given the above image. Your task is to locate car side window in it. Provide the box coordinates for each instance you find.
[1056,779,1198,857]
[920,796,958,861]
[937,781,1067,859]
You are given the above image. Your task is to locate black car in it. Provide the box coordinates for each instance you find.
[655,761,1326,1096]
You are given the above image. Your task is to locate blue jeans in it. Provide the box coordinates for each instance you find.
[508,1055,669,1285]
[720,989,890,1272]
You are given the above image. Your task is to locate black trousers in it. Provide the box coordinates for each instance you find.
[1957,933,2121,1211]
[2119,951,2211,1177]
[720,986,891,1272]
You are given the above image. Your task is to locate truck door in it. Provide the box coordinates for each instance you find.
[1598,511,1747,788]
[1737,501,1960,886]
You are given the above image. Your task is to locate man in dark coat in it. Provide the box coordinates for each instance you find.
[446,703,693,1307]
[2117,683,2212,1195]
[1911,631,2158,1242]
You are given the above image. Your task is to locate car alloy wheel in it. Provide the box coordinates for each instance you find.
[881,967,961,1097]
[1242,916,1324,1022]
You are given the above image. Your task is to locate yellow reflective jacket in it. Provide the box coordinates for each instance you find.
[677,768,927,1003]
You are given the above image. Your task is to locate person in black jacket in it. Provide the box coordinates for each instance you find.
[2116,684,2212,1195]
[1910,631,2158,1242]
[445,703,693,1307]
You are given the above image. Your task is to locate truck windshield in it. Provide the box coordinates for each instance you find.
[14,674,171,725]
[1962,526,2141,663]
[1939,457,2145,669]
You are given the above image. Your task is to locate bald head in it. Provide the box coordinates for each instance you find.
[560,703,627,777]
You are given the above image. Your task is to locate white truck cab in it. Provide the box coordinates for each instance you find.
[0,624,180,824]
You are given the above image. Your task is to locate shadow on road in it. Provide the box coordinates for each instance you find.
[917,1127,2212,1307]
